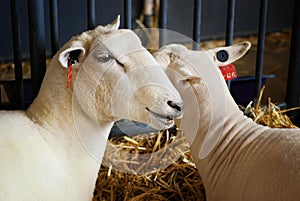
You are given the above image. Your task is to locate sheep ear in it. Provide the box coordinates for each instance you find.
[104,15,120,30]
[210,41,251,66]
[59,46,85,68]
[180,76,202,93]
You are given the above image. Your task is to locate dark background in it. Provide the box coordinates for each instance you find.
[0,0,294,61]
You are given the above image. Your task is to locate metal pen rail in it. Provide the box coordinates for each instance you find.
[2,0,300,124]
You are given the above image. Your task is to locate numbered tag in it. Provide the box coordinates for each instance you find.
[219,64,237,81]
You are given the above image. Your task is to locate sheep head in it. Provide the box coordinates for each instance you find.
[54,16,183,130]
[154,42,251,158]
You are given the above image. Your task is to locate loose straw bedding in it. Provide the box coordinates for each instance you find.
[94,86,298,201]
[94,128,205,201]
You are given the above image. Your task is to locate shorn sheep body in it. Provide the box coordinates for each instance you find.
[155,42,300,201]
[0,17,183,201]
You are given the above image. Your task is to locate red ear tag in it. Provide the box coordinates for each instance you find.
[219,64,237,81]
[66,63,73,89]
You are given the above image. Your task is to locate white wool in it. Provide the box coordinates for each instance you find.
[155,42,300,201]
[0,16,183,201]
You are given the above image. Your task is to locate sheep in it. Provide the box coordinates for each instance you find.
[0,16,183,201]
[154,42,300,201]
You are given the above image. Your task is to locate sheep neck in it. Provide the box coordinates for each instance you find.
[187,74,269,191]
[26,60,113,162]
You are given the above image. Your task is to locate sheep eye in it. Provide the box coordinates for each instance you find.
[97,53,113,62]
[216,50,229,62]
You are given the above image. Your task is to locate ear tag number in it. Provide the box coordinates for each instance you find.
[219,64,237,81]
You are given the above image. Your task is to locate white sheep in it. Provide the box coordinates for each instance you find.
[154,42,300,201]
[0,16,183,201]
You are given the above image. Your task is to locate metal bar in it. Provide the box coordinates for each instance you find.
[193,0,202,50]
[10,0,24,109]
[49,0,59,56]
[87,0,96,30]
[286,0,300,125]
[225,0,236,46]
[28,0,46,99]
[225,0,236,89]
[0,84,2,105]
[124,0,132,29]
[254,0,268,98]
[159,0,168,47]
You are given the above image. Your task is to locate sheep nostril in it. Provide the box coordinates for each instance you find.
[167,100,183,112]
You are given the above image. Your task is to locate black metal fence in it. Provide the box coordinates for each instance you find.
[1,0,300,124]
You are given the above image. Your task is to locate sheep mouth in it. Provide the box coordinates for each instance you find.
[146,108,175,128]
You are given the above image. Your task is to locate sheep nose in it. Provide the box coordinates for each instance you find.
[167,100,183,112]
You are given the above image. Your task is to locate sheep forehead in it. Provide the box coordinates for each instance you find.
[176,53,215,79]
[160,44,190,60]
[89,29,143,57]
[161,45,213,74]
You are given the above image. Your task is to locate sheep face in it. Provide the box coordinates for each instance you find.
[57,16,183,130]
